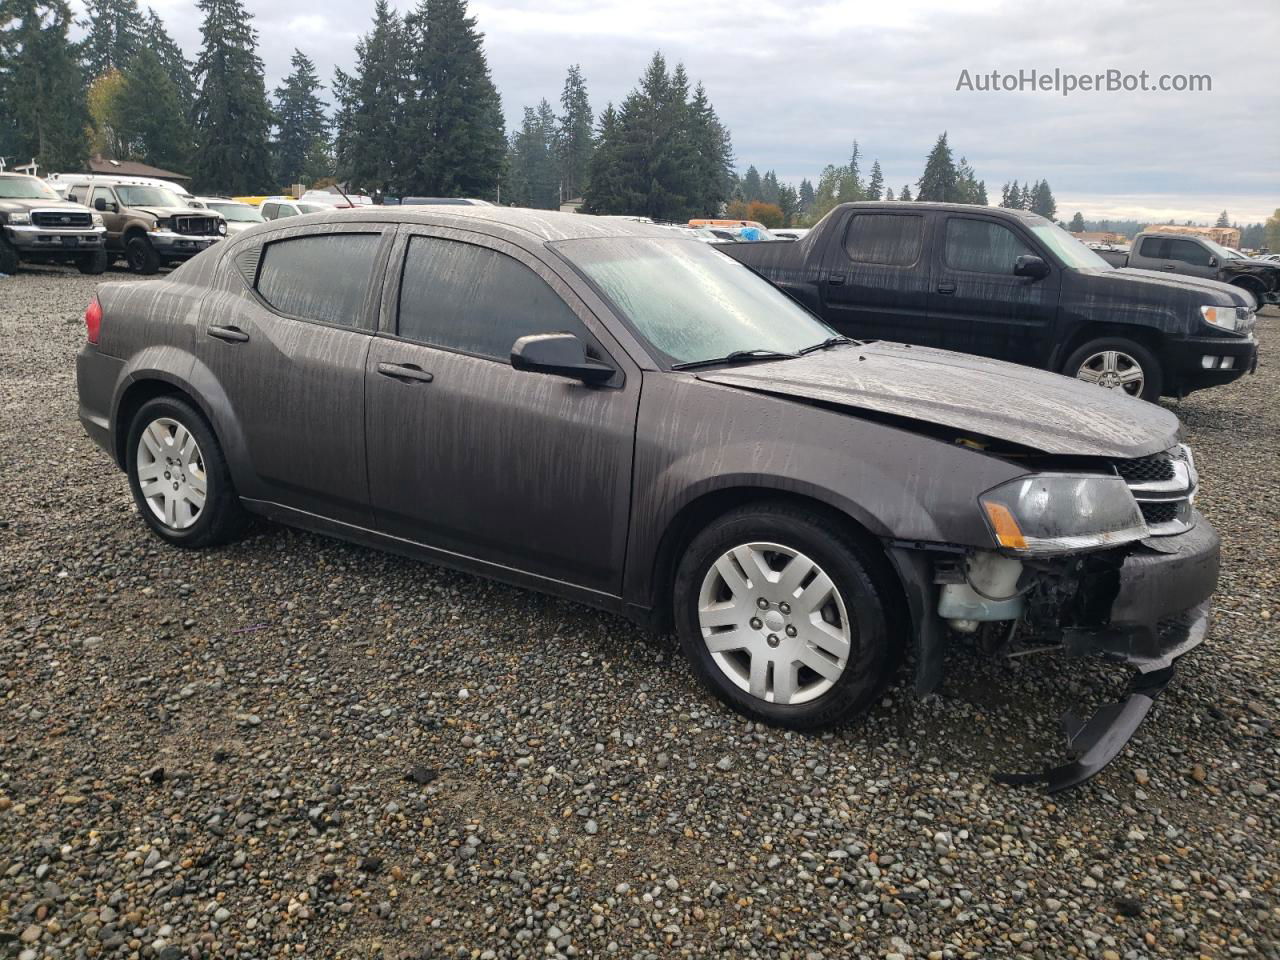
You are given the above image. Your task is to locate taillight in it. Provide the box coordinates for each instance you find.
[84,295,102,344]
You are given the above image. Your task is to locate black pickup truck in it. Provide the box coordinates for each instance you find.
[720,202,1258,401]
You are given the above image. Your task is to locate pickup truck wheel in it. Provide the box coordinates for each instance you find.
[1064,337,1162,402]
[1230,278,1266,310]
[0,237,18,274]
[673,503,894,730]
[77,249,109,275]
[126,396,248,548]
[125,236,160,274]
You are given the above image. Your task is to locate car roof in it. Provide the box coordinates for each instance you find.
[293,205,679,242]
[843,201,1049,221]
[0,171,39,180]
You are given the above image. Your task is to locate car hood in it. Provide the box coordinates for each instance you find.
[1096,266,1254,305]
[133,206,213,219]
[696,342,1180,458]
[0,198,93,214]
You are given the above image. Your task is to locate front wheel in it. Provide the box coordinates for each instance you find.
[125,235,160,274]
[0,237,19,274]
[673,502,895,730]
[78,249,108,275]
[1063,337,1163,402]
[126,396,248,548]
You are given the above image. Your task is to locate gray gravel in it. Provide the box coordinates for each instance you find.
[1,264,1277,959]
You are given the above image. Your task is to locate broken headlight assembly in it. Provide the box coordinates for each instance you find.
[979,474,1148,556]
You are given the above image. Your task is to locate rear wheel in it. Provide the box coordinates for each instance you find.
[77,249,108,275]
[126,396,247,548]
[673,502,895,730]
[0,237,18,274]
[1063,337,1162,402]
[125,235,160,274]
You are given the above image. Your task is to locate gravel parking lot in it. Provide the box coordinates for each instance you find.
[1,265,1276,960]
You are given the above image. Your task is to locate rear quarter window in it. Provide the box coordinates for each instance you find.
[255,233,381,328]
[843,213,924,266]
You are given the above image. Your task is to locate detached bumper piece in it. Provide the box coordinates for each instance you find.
[996,600,1210,794]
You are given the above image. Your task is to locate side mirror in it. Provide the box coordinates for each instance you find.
[1208,256,1218,268]
[1013,254,1050,279]
[511,333,615,384]
[93,197,109,212]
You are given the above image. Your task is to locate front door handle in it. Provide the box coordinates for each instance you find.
[376,361,434,383]
[936,282,956,295]
[1160,265,1176,271]
[207,325,249,343]
[827,273,846,286]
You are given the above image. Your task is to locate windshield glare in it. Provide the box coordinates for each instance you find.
[0,177,60,200]
[553,236,837,366]
[116,186,183,207]
[1029,221,1113,270]
[208,202,264,222]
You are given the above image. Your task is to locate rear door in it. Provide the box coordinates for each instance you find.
[928,214,1061,364]
[818,208,936,346]
[196,224,392,526]
[363,226,640,596]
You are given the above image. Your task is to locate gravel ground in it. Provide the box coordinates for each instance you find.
[0,264,1276,960]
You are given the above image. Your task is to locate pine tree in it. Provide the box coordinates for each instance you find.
[798,177,814,212]
[777,183,799,225]
[0,0,88,170]
[916,132,957,202]
[809,164,841,219]
[1215,209,1230,228]
[999,182,1010,206]
[582,102,625,213]
[884,186,894,201]
[400,0,506,199]
[274,49,329,187]
[955,155,980,204]
[116,47,193,170]
[332,0,407,194]
[556,64,593,202]
[684,80,733,216]
[506,100,558,208]
[761,170,780,206]
[1030,179,1056,219]
[80,0,145,80]
[899,184,912,202]
[742,165,762,202]
[191,0,273,193]
[865,159,883,201]
[838,140,862,202]
[1069,211,1085,232]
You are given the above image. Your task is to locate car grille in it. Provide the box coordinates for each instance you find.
[31,210,92,229]
[1112,446,1197,536]
[172,216,219,236]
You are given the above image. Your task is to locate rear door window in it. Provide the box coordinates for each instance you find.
[1138,237,1167,258]
[255,232,382,328]
[843,214,924,266]
[943,218,1034,274]
[1165,238,1212,266]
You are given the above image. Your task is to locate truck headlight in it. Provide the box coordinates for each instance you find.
[91,213,104,227]
[9,212,31,225]
[1201,304,1250,333]
[979,474,1148,555]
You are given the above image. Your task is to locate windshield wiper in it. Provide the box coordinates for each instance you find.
[671,349,799,371]
[798,336,855,355]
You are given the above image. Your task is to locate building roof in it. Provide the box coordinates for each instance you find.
[86,157,190,181]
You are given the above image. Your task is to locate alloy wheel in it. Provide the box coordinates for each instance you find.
[1076,350,1144,396]
[135,417,207,529]
[697,542,851,705]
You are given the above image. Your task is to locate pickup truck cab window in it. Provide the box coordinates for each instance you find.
[90,186,116,210]
[255,233,382,328]
[944,218,1034,274]
[1138,237,1166,259]
[843,214,923,266]
[1166,238,1212,267]
[396,236,594,362]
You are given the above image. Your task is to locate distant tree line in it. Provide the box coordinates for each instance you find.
[1065,211,1273,248]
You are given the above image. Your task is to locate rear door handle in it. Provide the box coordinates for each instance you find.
[207,325,249,343]
[827,273,846,286]
[376,361,434,383]
[936,282,956,295]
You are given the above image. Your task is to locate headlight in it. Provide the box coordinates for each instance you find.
[91,213,104,227]
[150,219,169,232]
[979,474,1147,555]
[217,220,228,236]
[9,212,31,225]
[1201,304,1251,333]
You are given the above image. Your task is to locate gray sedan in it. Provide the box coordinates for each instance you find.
[75,207,1219,791]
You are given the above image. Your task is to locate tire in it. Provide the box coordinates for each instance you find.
[1063,337,1163,402]
[126,395,248,548]
[673,502,895,730]
[125,235,160,274]
[1230,279,1266,311]
[77,248,108,275]
[0,237,19,274]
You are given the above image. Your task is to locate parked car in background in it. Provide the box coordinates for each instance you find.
[51,172,196,205]
[1097,231,1280,309]
[259,197,337,220]
[195,198,265,235]
[0,172,108,274]
[396,197,494,206]
[60,177,224,273]
[720,202,1258,401]
[75,207,1220,791]
[299,189,373,209]
[773,228,811,241]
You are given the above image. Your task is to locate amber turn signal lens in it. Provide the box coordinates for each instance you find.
[983,501,1027,550]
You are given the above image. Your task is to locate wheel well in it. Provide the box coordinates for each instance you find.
[1229,276,1265,302]
[1055,322,1165,373]
[122,225,150,244]
[646,488,909,642]
[113,380,197,467]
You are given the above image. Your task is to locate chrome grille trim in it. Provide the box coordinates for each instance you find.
[1115,445,1197,536]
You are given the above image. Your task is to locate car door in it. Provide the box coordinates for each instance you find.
[364,226,640,596]
[928,214,1061,364]
[89,186,124,246]
[818,208,935,346]
[196,223,392,526]
[1162,237,1218,279]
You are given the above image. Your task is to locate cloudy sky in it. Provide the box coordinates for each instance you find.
[79,0,1279,224]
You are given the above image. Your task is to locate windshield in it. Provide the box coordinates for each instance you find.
[0,177,60,200]
[116,186,183,207]
[1029,221,1113,270]
[1195,236,1236,260]
[207,202,264,222]
[552,237,838,366]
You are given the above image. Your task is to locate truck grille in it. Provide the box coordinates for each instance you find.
[1113,446,1196,536]
[31,210,92,229]
[172,216,219,236]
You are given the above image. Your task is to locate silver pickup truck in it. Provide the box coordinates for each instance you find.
[1100,231,1279,308]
